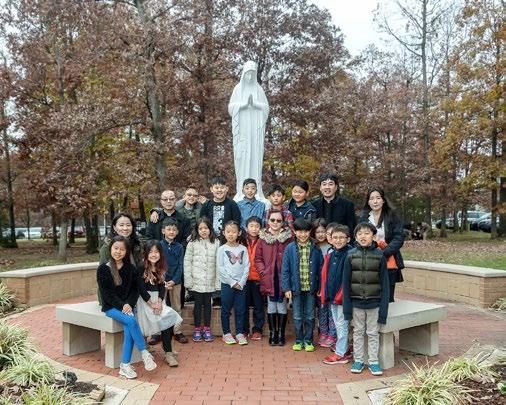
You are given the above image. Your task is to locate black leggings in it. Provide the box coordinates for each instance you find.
[194,292,212,327]
[161,326,174,352]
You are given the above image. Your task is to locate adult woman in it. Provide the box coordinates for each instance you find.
[359,188,405,302]
[96,235,157,379]
[255,209,293,346]
[99,213,142,267]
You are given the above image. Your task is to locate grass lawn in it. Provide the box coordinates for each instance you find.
[0,231,504,272]
[403,231,506,270]
[0,239,97,272]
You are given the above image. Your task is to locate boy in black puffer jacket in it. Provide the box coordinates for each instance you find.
[342,222,389,376]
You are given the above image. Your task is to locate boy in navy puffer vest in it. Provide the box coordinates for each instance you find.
[342,222,389,376]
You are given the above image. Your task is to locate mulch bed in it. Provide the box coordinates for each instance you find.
[460,365,506,404]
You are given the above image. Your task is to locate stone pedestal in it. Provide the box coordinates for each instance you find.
[399,322,439,356]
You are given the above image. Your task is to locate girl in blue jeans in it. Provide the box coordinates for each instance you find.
[97,235,157,379]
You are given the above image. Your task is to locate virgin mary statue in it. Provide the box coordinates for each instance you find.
[228,61,269,201]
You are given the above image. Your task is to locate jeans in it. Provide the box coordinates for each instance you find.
[105,308,146,363]
[330,304,349,356]
[221,283,247,335]
[291,291,315,344]
[318,303,336,338]
[193,291,212,327]
[244,280,265,334]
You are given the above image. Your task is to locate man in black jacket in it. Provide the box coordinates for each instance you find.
[146,190,191,248]
[312,173,356,235]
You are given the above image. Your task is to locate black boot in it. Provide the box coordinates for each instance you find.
[278,313,287,346]
[268,313,276,346]
[273,313,279,345]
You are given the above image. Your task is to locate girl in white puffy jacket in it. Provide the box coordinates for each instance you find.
[184,217,221,342]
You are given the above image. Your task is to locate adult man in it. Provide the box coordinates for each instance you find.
[146,190,191,248]
[176,186,205,231]
[312,173,356,234]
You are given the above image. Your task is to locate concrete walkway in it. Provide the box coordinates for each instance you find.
[6,292,506,404]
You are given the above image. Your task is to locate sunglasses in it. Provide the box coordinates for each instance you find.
[269,218,283,223]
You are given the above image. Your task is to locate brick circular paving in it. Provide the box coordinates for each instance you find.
[7,292,506,404]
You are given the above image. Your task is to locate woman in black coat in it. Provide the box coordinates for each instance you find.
[359,187,405,302]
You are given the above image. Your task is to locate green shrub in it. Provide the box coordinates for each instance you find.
[0,356,55,387]
[0,321,34,369]
[491,297,506,311]
[22,384,91,405]
[0,284,15,314]
[441,355,498,382]
[498,381,506,395]
[384,362,472,405]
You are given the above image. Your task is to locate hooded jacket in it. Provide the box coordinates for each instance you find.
[254,227,293,296]
[184,238,221,293]
[281,240,323,295]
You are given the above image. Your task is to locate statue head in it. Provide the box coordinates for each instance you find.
[241,61,258,85]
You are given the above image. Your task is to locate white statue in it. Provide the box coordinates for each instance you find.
[228,61,269,201]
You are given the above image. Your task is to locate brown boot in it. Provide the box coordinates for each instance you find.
[165,352,179,367]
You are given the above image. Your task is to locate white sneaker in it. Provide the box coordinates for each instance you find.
[236,333,248,345]
[141,350,157,371]
[119,363,137,379]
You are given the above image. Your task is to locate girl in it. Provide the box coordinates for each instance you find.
[359,187,405,302]
[136,240,182,367]
[96,235,156,379]
[255,210,293,346]
[99,213,142,267]
[287,180,316,223]
[184,217,220,342]
[243,216,264,340]
[313,218,336,348]
[217,221,250,345]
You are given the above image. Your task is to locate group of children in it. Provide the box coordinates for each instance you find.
[98,174,391,379]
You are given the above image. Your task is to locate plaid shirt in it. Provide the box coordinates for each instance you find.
[298,242,311,291]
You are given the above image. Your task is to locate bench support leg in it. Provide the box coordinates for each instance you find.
[399,322,439,356]
[62,323,100,356]
[379,332,394,370]
[104,332,142,369]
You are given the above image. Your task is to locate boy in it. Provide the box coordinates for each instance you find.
[263,184,294,230]
[281,217,323,352]
[159,217,188,343]
[237,178,265,230]
[243,216,264,340]
[287,180,316,223]
[176,186,204,231]
[200,176,241,237]
[321,225,353,365]
[342,222,389,376]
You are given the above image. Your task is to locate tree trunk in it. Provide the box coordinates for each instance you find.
[109,201,115,222]
[499,137,506,236]
[58,217,69,261]
[26,208,31,240]
[51,212,58,246]
[138,193,146,223]
[2,121,17,248]
[84,211,99,254]
[440,208,447,238]
[69,217,75,244]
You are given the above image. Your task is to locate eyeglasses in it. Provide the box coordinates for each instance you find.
[161,197,176,202]
[269,218,283,223]
[333,236,349,240]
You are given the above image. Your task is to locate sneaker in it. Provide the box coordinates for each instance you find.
[351,361,365,374]
[119,362,137,379]
[222,333,237,345]
[202,327,214,342]
[323,353,350,365]
[141,350,157,371]
[192,328,202,342]
[165,352,179,367]
[174,333,188,344]
[318,334,329,347]
[292,342,303,351]
[304,342,315,352]
[236,333,248,345]
[324,336,336,348]
[368,363,383,376]
[330,343,336,352]
[250,331,262,340]
[147,334,161,345]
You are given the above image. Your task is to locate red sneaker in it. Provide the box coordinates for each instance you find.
[323,353,350,365]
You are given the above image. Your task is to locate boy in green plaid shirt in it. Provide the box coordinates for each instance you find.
[282,218,324,352]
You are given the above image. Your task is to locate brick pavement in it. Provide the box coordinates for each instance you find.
[7,292,506,405]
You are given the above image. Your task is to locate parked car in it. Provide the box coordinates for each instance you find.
[470,213,490,231]
[478,215,499,233]
[68,226,86,238]
[436,211,487,230]
[14,227,43,239]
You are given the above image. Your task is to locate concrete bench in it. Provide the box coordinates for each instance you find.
[55,301,141,369]
[377,299,447,369]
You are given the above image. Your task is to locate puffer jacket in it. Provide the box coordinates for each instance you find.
[183,238,221,293]
[255,228,293,296]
